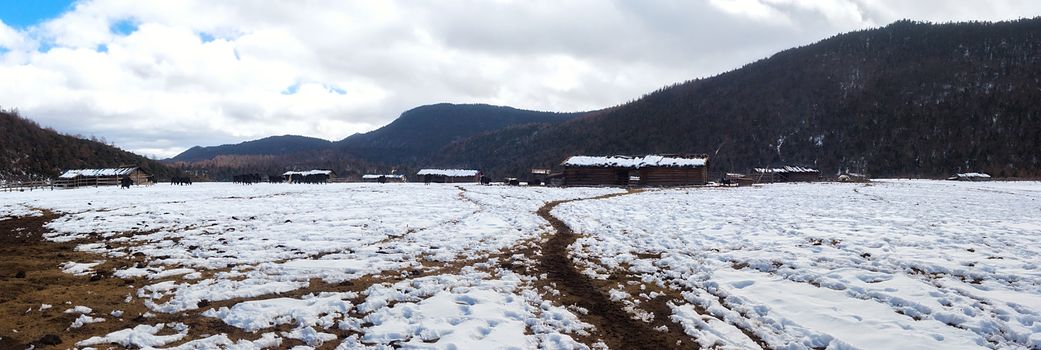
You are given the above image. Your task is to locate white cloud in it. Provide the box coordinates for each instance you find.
[0,0,1038,157]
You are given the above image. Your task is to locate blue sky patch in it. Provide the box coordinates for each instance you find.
[0,0,74,28]
[110,18,138,36]
[326,85,347,95]
[199,32,216,43]
[281,82,301,95]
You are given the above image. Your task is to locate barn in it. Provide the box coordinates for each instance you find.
[416,169,480,183]
[362,174,407,183]
[561,155,709,187]
[54,167,152,188]
[948,172,991,181]
[283,170,336,183]
[751,166,821,183]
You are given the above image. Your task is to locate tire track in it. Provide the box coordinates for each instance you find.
[535,190,700,350]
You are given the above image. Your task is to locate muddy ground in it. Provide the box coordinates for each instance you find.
[0,190,705,350]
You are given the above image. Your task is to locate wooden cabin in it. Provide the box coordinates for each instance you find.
[362,174,407,183]
[417,169,480,183]
[561,155,709,187]
[751,166,821,183]
[283,170,336,183]
[948,172,991,181]
[54,167,152,188]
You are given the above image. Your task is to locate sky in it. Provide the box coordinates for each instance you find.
[1,1,1039,158]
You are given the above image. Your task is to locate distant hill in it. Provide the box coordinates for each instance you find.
[166,103,582,179]
[335,103,582,163]
[0,110,171,181]
[437,19,1041,178]
[169,135,333,162]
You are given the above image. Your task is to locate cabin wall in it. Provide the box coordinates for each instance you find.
[563,167,629,186]
[129,170,151,185]
[781,172,819,182]
[639,167,707,186]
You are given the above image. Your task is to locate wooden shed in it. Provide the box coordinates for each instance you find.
[948,172,991,181]
[417,169,480,183]
[561,155,709,187]
[362,174,407,183]
[54,167,152,188]
[751,166,821,183]
[283,170,336,183]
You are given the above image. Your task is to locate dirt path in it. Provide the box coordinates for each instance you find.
[535,190,700,350]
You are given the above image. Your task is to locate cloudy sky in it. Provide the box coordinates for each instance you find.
[1,0,1039,158]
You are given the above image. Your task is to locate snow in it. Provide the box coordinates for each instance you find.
[752,165,819,173]
[70,314,105,328]
[416,168,480,177]
[58,167,137,178]
[562,155,707,168]
[0,183,616,348]
[282,170,334,176]
[76,323,188,348]
[5,180,1039,349]
[361,174,406,179]
[555,180,1041,349]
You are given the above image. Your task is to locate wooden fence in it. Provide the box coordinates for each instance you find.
[1,180,53,192]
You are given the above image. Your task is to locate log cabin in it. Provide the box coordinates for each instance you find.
[54,167,152,188]
[561,155,709,187]
[416,169,480,183]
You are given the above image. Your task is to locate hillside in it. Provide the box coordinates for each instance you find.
[336,103,581,163]
[166,103,581,179]
[169,135,333,162]
[0,110,171,181]
[438,19,1041,178]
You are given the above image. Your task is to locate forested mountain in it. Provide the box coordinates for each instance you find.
[437,19,1041,178]
[160,18,1041,180]
[165,103,581,179]
[336,103,581,163]
[169,135,333,162]
[0,110,171,181]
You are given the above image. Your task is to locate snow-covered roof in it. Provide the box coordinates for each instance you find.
[956,172,991,178]
[59,167,138,179]
[417,169,480,177]
[753,166,820,174]
[561,155,707,168]
[362,174,406,179]
[283,170,334,176]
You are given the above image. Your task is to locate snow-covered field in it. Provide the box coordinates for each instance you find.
[557,180,1041,349]
[2,180,1040,349]
[1,183,619,349]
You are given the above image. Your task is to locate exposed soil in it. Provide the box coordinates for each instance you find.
[535,190,701,350]
[0,211,155,349]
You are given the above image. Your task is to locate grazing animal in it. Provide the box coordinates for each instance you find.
[268,175,284,183]
[120,177,133,189]
[528,179,542,186]
[171,176,193,185]
[480,176,491,185]
[508,178,520,186]
[378,175,387,184]
[232,174,261,185]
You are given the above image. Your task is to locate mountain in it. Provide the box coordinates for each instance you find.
[169,135,333,162]
[165,103,581,179]
[336,103,582,163]
[0,110,171,181]
[437,19,1041,178]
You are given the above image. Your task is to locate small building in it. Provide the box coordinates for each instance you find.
[561,154,709,187]
[362,174,407,183]
[751,166,821,183]
[948,172,991,181]
[283,170,336,183]
[417,169,480,183]
[55,167,152,188]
